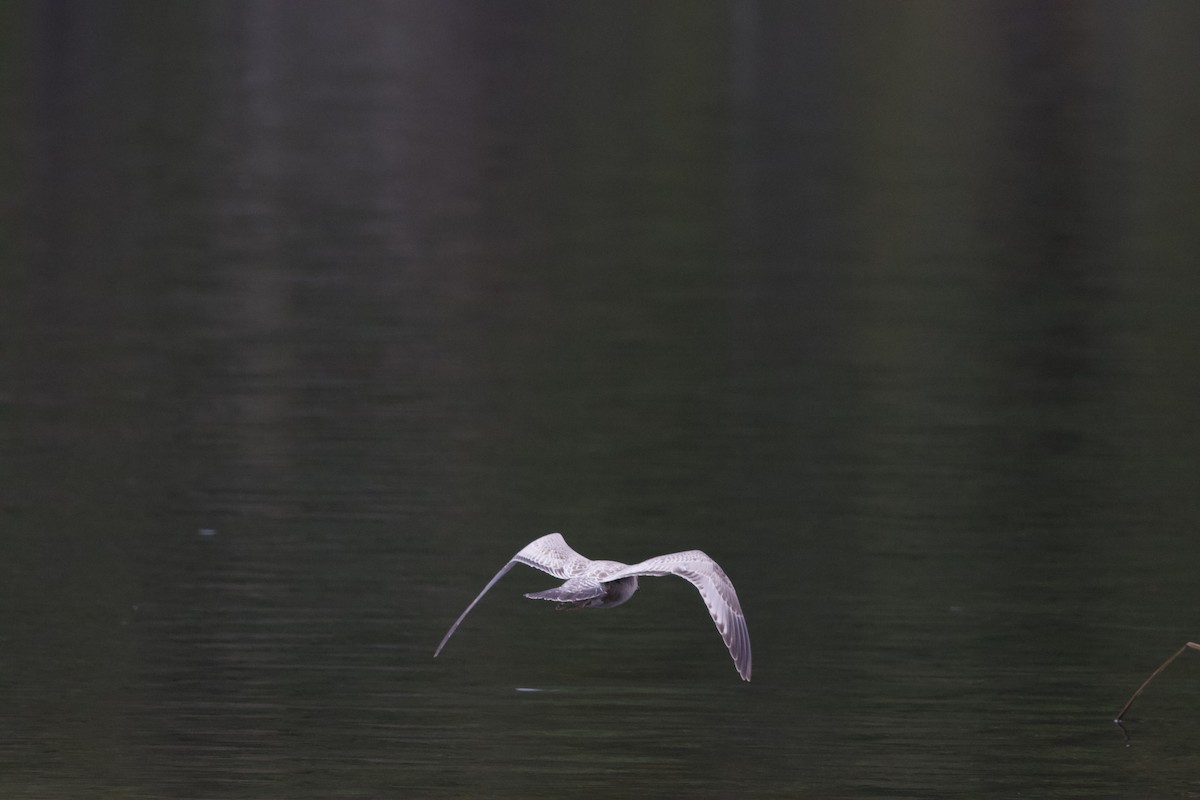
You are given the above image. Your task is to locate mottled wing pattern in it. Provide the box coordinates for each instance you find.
[512,533,593,578]
[608,551,752,681]
[434,533,593,657]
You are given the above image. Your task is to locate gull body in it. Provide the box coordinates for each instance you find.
[434,533,752,681]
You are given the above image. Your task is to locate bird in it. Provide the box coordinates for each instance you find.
[433,533,752,681]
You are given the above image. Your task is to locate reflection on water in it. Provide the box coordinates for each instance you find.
[3,2,1200,798]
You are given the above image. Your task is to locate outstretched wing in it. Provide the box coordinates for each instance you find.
[434,533,592,657]
[607,551,752,681]
[511,533,592,578]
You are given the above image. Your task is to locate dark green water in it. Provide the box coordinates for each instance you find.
[3,3,1200,798]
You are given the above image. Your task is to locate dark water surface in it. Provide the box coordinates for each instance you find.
[4,3,1200,798]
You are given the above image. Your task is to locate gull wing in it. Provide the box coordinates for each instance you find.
[510,532,592,578]
[607,551,752,681]
[434,533,592,657]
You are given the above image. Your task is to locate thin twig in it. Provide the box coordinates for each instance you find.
[1114,641,1200,722]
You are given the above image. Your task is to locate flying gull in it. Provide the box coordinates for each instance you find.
[434,533,752,681]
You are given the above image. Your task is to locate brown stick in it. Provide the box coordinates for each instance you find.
[1115,641,1200,722]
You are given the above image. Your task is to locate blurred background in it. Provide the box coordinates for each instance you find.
[3,2,1200,798]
